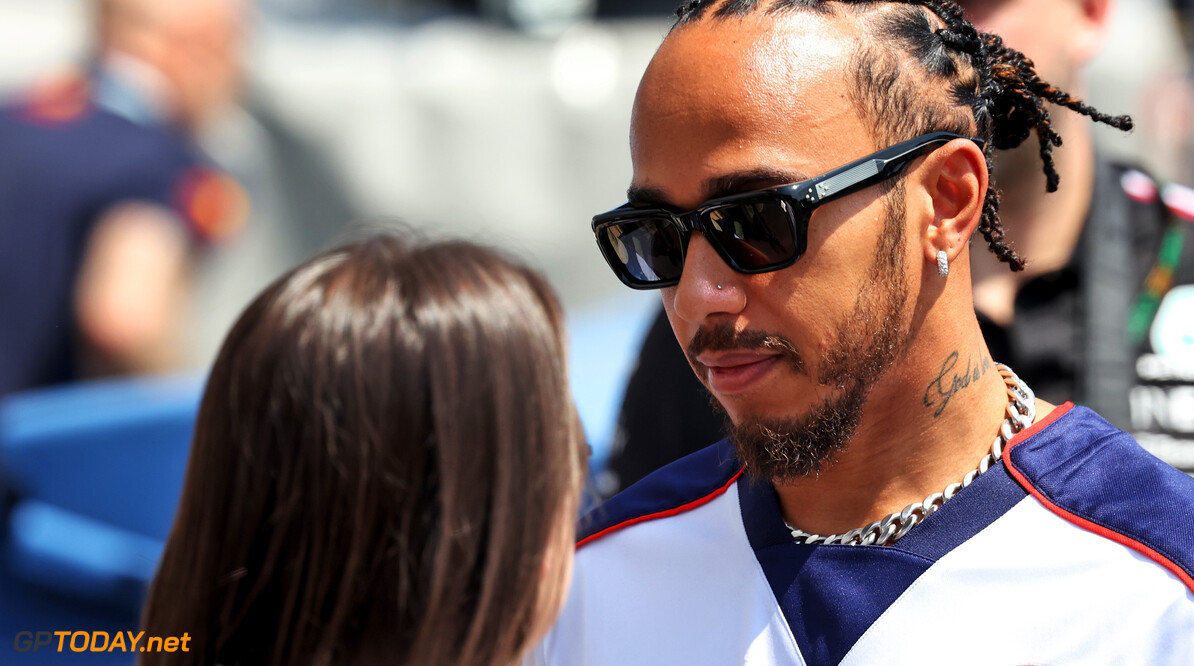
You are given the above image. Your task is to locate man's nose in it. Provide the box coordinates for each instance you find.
[669,235,746,324]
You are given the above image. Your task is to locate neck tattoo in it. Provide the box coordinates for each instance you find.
[786,363,1035,546]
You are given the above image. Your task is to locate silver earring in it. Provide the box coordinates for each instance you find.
[937,250,949,277]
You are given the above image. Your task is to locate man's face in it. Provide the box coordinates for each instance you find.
[630,13,917,477]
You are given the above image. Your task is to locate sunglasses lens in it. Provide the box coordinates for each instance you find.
[703,201,798,269]
[598,217,685,285]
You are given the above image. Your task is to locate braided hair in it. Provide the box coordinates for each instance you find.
[672,0,1133,271]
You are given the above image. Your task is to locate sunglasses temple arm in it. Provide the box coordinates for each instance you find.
[805,139,954,206]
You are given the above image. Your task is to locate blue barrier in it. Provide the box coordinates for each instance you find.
[0,374,203,651]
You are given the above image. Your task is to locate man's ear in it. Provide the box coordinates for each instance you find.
[914,138,988,266]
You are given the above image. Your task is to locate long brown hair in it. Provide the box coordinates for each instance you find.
[142,235,585,665]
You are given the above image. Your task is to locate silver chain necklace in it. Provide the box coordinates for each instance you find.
[787,363,1035,547]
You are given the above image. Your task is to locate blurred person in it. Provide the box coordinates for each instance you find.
[142,235,586,666]
[601,0,1194,496]
[962,0,1194,468]
[0,0,248,397]
[533,1,1194,663]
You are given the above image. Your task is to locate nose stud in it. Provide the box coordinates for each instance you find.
[716,284,723,290]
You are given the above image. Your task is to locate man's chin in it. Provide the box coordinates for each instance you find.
[710,380,831,427]
[726,384,867,482]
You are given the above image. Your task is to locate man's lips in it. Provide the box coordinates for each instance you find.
[697,352,783,395]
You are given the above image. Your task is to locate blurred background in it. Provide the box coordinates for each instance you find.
[1,0,1191,661]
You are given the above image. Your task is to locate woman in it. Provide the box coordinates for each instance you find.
[142,235,585,665]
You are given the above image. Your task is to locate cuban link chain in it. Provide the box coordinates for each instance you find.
[787,363,1036,546]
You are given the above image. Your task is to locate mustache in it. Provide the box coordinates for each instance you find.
[686,323,805,379]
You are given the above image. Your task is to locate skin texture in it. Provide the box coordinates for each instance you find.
[631,9,1053,535]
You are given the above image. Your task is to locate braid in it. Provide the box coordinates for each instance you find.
[675,0,704,19]
[670,0,1134,272]
[887,0,1131,269]
[860,0,1035,268]
[981,32,1134,187]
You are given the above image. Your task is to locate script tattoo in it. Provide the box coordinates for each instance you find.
[923,352,993,417]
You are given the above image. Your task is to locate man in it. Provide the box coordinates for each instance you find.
[0,0,247,396]
[533,1,1194,663]
[603,0,1194,495]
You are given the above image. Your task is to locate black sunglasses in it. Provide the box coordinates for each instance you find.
[591,131,985,290]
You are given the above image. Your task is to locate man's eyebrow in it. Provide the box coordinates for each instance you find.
[626,184,672,207]
[705,168,808,199]
[626,168,809,208]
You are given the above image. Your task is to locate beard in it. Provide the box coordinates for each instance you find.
[699,182,913,481]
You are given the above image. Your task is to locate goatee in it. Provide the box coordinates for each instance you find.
[724,381,867,480]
